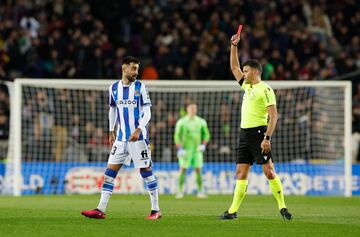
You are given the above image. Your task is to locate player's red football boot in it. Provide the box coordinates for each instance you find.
[81,209,106,219]
[146,210,162,220]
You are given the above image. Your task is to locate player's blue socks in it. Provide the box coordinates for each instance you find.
[97,168,118,212]
[102,168,117,192]
[141,170,160,212]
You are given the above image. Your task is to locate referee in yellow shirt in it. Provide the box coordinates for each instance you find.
[220,30,292,220]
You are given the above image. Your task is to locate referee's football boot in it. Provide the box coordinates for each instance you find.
[219,211,237,220]
[280,208,293,220]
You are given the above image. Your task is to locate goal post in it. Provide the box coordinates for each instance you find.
[3,79,352,196]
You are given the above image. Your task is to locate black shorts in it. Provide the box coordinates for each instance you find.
[236,126,272,165]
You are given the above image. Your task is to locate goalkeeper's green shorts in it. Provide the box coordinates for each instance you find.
[178,151,203,169]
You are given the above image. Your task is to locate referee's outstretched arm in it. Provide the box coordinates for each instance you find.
[230,34,244,83]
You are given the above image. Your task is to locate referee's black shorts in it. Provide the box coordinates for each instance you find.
[236,126,272,165]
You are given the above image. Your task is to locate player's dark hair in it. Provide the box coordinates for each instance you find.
[242,59,262,74]
[122,56,140,65]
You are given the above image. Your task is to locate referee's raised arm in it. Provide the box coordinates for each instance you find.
[230,34,244,84]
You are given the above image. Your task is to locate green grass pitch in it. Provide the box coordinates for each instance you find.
[0,195,360,237]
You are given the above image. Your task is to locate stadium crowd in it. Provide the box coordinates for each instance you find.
[0,0,359,162]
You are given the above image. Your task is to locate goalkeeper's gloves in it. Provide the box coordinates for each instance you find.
[197,144,206,152]
[177,148,186,158]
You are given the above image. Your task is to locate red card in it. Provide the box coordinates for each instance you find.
[237,24,243,35]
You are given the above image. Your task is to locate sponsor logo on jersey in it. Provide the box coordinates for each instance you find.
[117,99,138,108]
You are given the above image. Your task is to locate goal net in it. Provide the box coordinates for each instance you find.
[1,80,352,196]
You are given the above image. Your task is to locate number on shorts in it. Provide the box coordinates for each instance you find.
[111,146,117,155]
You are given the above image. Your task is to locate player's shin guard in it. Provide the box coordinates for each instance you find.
[269,176,286,209]
[228,180,248,214]
[97,168,118,212]
[141,170,160,211]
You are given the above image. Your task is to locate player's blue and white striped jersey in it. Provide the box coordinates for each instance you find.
[109,80,151,141]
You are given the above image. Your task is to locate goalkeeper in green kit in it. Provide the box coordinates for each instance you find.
[174,103,210,199]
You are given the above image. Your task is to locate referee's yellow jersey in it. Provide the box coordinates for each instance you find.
[240,81,276,129]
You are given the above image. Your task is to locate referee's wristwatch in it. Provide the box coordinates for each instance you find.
[264,135,271,141]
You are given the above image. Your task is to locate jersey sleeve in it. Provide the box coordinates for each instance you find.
[264,86,276,107]
[140,84,152,107]
[201,119,210,143]
[109,106,117,131]
[138,106,151,133]
[174,119,183,145]
[109,85,116,107]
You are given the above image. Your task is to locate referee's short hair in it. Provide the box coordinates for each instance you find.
[242,59,262,74]
[123,56,140,65]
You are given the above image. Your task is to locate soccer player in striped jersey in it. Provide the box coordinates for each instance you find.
[220,31,292,220]
[81,56,161,220]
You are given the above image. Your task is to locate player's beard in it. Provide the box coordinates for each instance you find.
[126,74,137,82]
